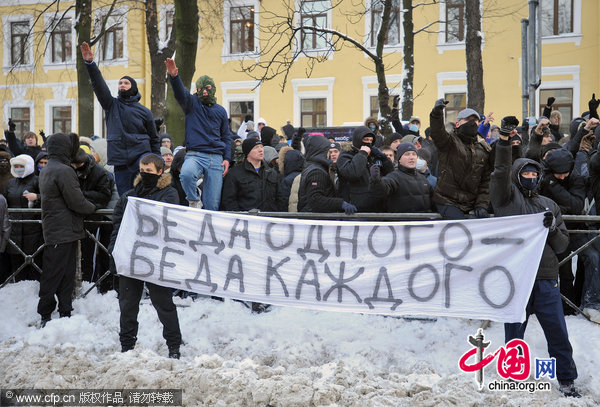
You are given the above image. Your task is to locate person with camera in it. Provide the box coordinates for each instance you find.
[336,126,394,212]
[490,116,580,398]
[428,99,492,219]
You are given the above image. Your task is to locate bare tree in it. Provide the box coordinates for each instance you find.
[164,0,199,146]
[465,0,484,114]
[144,0,176,119]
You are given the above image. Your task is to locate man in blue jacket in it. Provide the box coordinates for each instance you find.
[80,42,160,195]
[165,57,231,210]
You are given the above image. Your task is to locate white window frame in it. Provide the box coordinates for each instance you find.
[364,0,403,53]
[436,0,484,54]
[2,14,34,73]
[222,0,260,63]
[535,65,580,120]
[45,99,76,134]
[158,3,175,46]
[3,100,34,133]
[292,77,334,127]
[541,0,582,46]
[43,10,76,71]
[93,6,129,67]
[220,80,261,123]
[361,75,403,123]
[294,0,334,59]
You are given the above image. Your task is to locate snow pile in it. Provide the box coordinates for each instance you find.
[0,281,598,406]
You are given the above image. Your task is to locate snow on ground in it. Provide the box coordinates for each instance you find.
[0,281,598,406]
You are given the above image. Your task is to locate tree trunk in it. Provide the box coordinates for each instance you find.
[401,0,414,121]
[76,0,94,138]
[165,0,199,147]
[465,0,484,114]
[145,0,176,121]
[375,0,393,137]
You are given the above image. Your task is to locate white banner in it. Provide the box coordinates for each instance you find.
[112,197,549,322]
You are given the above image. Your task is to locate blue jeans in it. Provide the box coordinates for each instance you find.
[504,280,578,384]
[180,151,223,210]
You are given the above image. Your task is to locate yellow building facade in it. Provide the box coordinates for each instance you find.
[0,0,597,140]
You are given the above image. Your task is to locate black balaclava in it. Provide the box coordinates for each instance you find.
[457,120,479,143]
[196,75,217,105]
[519,163,539,191]
[118,75,138,99]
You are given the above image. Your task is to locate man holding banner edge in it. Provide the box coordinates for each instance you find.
[490,116,579,398]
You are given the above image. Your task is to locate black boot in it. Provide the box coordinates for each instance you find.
[168,346,180,359]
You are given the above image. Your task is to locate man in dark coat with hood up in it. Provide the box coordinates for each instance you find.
[81,42,160,195]
[429,99,491,219]
[298,135,355,214]
[490,120,579,398]
[38,133,96,327]
[336,126,393,212]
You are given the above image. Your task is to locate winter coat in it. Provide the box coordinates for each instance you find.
[429,107,491,212]
[109,172,178,253]
[220,159,285,211]
[4,129,42,161]
[539,149,585,217]
[490,138,569,280]
[280,148,305,208]
[0,149,13,195]
[3,172,40,255]
[86,61,160,169]
[39,133,96,245]
[298,135,344,213]
[168,74,231,161]
[0,195,10,252]
[378,164,435,213]
[336,128,394,212]
[76,155,113,209]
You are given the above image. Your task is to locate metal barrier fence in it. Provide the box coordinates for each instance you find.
[3,208,600,312]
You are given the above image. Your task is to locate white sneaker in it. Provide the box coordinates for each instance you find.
[188,200,202,209]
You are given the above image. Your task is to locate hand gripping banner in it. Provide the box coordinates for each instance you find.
[112,197,549,322]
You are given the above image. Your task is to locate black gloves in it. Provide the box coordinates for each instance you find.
[474,207,490,218]
[39,130,45,139]
[433,98,449,115]
[370,147,387,161]
[369,164,381,181]
[543,211,556,232]
[154,117,164,133]
[547,97,555,107]
[342,201,357,215]
[8,118,15,132]
[500,116,519,136]
[589,94,600,120]
[393,95,400,108]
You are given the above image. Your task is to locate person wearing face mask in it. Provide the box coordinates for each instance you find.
[363,117,385,148]
[80,42,160,195]
[429,99,492,219]
[371,143,435,213]
[108,153,183,358]
[336,126,394,212]
[416,148,436,188]
[34,151,48,176]
[3,154,42,282]
[165,58,231,210]
[490,126,580,398]
[38,133,96,327]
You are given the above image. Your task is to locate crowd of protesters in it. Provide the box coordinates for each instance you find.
[0,47,598,393]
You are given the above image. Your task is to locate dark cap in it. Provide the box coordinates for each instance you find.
[396,142,417,159]
[242,138,263,156]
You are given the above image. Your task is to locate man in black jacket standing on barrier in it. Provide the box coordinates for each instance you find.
[490,116,579,398]
[109,153,182,359]
[38,133,97,327]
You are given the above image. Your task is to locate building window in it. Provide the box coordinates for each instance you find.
[370,0,401,47]
[301,98,326,127]
[229,101,254,133]
[50,17,72,63]
[165,8,174,40]
[100,17,124,60]
[230,6,254,54]
[445,0,465,43]
[541,0,573,36]
[369,95,395,118]
[444,93,466,124]
[10,107,30,138]
[539,88,572,135]
[11,21,30,65]
[300,0,329,50]
[52,106,72,134]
